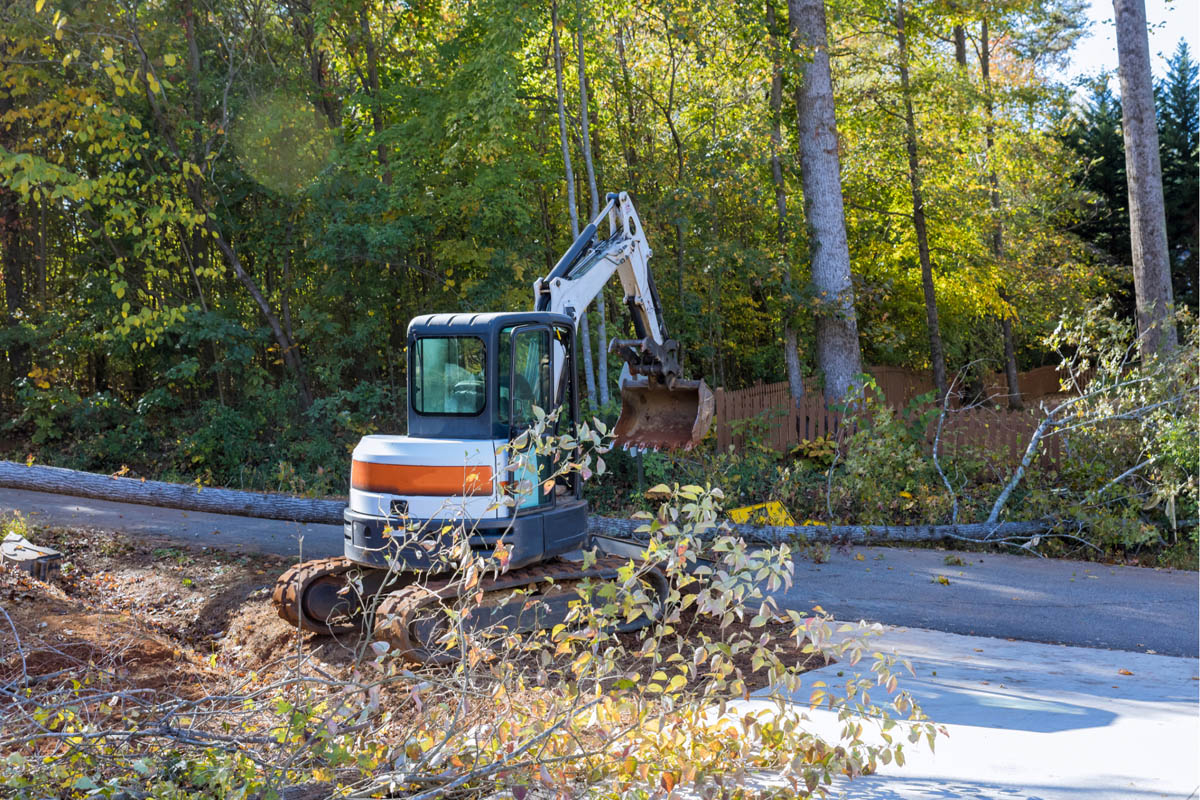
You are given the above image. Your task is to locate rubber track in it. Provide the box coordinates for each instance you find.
[272,556,359,634]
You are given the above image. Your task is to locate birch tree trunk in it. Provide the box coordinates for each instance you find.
[0,462,344,524]
[768,2,806,403]
[551,0,596,407]
[1113,0,1178,358]
[981,19,1023,409]
[576,1,609,406]
[894,0,947,400]
[787,0,863,403]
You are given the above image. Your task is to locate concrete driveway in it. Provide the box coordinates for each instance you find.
[744,625,1200,799]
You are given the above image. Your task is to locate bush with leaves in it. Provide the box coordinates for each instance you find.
[1,414,940,798]
[1027,304,1198,553]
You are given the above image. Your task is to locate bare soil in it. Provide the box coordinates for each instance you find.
[1,524,827,705]
[0,526,343,699]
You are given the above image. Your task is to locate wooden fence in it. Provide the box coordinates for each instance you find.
[864,364,1065,409]
[713,365,1067,467]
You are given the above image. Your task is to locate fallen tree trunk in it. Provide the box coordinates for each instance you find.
[587,516,1051,545]
[1,460,1050,543]
[0,461,345,525]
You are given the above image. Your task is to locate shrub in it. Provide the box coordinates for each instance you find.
[0,414,941,798]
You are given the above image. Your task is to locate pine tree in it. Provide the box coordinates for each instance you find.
[1065,80,1131,270]
[1156,40,1199,308]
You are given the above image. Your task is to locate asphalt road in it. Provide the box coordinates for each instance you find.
[3,486,1196,657]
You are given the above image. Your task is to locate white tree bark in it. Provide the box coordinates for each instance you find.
[1113,0,1178,358]
[575,1,609,406]
[0,462,344,524]
[768,2,806,403]
[787,0,864,403]
[551,1,596,406]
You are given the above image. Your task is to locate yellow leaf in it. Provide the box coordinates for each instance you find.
[899,491,913,499]
[35,0,45,11]
[164,53,177,67]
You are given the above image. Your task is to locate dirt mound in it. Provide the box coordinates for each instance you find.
[0,525,360,698]
[1,564,211,695]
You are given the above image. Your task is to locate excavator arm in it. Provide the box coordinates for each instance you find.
[533,191,713,450]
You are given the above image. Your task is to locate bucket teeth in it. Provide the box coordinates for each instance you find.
[613,377,714,451]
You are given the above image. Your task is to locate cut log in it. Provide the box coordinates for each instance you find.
[0,461,345,525]
[1,461,1050,544]
[587,516,1050,545]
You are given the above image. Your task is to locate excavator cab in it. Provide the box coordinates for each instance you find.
[345,312,590,576]
[274,191,714,648]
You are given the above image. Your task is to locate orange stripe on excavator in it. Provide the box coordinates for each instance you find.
[350,461,494,496]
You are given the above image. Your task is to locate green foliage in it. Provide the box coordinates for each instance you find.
[1064,39,1199,310]
[0,0,1191,564]
[790,435,837,466]
[828,383,945,526]
[0,422,941,798]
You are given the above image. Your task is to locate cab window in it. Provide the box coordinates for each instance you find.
[412,336,486,415]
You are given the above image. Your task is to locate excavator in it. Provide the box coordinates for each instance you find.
[273,192,713,663]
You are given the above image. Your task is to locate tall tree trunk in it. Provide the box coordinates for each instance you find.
[210,230,312,409]
[787,0,863,403]
[0,35,29,392]
[613,23,641,196]
[290,5,340,128]
[894,0,947,400]
[767,1,805,402]
[359,7,390,185]
[551,0,596,407]
[576,1,609,406]
[953,25,967,66]
[1,188,28,391]
[1113,0,1177,358]
[175,3,313,411]
[35,198,46,300]
[980,19,1022,409]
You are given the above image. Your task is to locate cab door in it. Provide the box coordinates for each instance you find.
[499,325,553,510]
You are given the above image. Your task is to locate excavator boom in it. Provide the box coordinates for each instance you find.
[535,191,712,449]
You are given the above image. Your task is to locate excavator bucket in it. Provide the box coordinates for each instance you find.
[613,376,714,451]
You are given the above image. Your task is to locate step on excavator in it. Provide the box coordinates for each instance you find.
[273,192,714,663]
